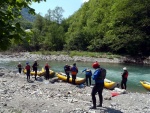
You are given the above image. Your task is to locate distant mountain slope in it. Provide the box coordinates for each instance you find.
[21,8,35,22]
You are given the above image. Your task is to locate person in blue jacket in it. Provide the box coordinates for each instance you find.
[82,68,92,86]
[70,63,78,84]
[90,61,104,109]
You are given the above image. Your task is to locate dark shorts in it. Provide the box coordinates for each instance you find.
[72,75,76,79]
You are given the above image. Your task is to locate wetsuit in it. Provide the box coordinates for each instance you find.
[25,65,30,81]
[32,62,38,80]
[64,65,70,82]
[121,70,128,89]
[70,66,78,84]
[91,68,104,108]
[82,69,92,86]
[18,64,22,74]
[45,65,50,80]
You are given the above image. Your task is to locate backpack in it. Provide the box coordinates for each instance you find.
[98,68,106,80]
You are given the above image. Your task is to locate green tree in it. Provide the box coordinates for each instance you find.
[0,0,46,50]
[65,0,150,56]
[43,23,65,51]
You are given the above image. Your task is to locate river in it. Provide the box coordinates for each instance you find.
[0,60,150,93]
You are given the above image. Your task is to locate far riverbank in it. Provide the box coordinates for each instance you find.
[0,52,150,65]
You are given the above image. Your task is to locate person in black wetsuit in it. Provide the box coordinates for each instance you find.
[90,61,104,109]
[121,67,128,90]
[45,62,50,80]
[82,68,92,86]
[17,62,22,74]
[32,60,38,80]
[64,64,70,83]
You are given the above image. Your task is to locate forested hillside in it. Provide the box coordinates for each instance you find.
[65,0,150,56]
[1,0,150,57]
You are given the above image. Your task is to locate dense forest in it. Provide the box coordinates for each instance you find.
[1,0,150,57]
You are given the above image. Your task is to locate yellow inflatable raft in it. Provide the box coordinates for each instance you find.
[104,79,117,89]
[140,80,150,90]
[23,68,55,77]
[56,72,85,85]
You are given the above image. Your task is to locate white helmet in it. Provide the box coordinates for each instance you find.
[123,67,127,70]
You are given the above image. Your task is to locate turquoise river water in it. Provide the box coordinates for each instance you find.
[0,60,150,93]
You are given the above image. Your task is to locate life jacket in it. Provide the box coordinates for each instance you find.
[32,62,38,70]
[26,65,30,70]
[18,64,22,68]
[86,70,92,76]
[45,65,49,71]
[71,66,78,75]
[124,71,128,78]
[64,65,70,72]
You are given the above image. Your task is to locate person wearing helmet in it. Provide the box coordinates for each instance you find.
[82,68,92,86]
[90,61,104,109]
[32,60,39,80]
[45,62,50,80]
[17,62,22,74]
[25,62,31,81]
[64,64,71,83]
[121,67,128,89]
[70,63,78,84]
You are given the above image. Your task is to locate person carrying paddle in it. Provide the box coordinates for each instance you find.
[32,60,38,80]
[45,62,50,80]
[90,61,104,109]
[82,68,92,86]
[121,67,128,90]
[17,62,22,74]
[25,62,31,81]
[64,64,70,83]
[70,63,78,85]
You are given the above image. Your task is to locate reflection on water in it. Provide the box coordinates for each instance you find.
[0,60,150,93]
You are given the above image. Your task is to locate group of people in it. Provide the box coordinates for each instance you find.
[64,63,93,86]
[17,60,51,81]
[65,61,129,109]
[64,63,78,84]
[64,61,106,109]
[18,60,128,109]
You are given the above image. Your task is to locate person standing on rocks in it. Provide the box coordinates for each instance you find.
[121,67,128,90]
[45,62,50,80]
[82,68,92,86]
[90,61,104,109]
[32,60,38,80]
[25,62,31,81]
[70,63,78,85]
[64,64,70,83]
[17,62,22,74]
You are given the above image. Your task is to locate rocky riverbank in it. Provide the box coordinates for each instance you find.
[0,68,150,113]
[0,52,150,64]
[0,52,150,113]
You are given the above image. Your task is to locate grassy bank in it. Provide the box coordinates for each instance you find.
[31,51,122,59]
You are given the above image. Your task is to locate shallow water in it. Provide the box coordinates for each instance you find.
[0,60,150,93]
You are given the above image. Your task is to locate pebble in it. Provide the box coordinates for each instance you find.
[1,55,150,112]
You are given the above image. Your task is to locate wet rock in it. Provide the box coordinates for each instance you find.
[0,73,4,76]
[1,65,150,113]
[50,77,59,83]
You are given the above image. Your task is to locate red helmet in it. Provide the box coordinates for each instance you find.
[92,62,100,69]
